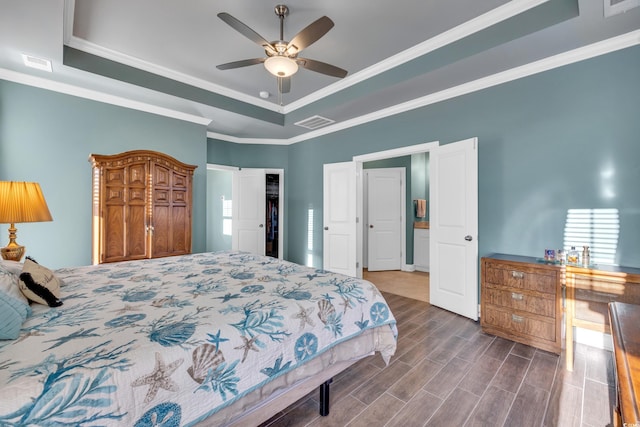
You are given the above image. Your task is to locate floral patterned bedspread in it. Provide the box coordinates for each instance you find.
[0,251,397,426]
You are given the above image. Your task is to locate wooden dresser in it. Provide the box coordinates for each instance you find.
[481,255,563,354]
[608,302,640,426]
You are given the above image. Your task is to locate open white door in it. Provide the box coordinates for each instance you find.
[232,169,266,255]
[367,168,404,271]
[430,137,478,320]
[323,162,357,277]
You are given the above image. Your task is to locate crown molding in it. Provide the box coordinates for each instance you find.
[63,0,547,115]
[5,23,638,146]
[0,67,212,127]
[213,30,640,145]
[65,36,284,114]
[282,0,548,113]
[206,131,291,145]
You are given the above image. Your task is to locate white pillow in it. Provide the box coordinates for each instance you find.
[0,262,28,305]
[0,259,24,276]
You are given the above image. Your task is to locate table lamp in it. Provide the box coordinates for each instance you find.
[0,181,53,261]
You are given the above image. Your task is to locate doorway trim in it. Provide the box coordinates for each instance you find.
[353,141,439,278]
[206,164,285,259]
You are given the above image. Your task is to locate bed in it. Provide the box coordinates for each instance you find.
[0,251,397,426]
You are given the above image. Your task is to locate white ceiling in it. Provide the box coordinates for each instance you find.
[1,0,639,143]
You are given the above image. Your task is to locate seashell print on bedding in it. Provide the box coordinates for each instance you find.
[0,251,397,426]
[317,298,343,337]
[187,343,225,384]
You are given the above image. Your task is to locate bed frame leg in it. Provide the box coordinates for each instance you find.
[319,379,332,416]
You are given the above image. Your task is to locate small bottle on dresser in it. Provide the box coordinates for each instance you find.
[582,246,590,267]
[567,246,580,264]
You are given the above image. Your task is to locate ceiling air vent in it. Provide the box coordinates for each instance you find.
[21,54,52,72]
[294,115,336,130]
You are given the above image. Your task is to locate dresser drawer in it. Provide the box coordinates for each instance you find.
[483,305,557,343]
[481,256,562,354]
[484,286,555,318]
[484,263,557,294]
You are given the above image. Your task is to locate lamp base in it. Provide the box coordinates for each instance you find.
[2,223,25,261]
[1,244,25,262]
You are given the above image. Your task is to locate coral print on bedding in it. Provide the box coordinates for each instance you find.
[0,251,397,426]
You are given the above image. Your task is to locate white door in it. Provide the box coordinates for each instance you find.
[232,169,265,255]
[367,168,403,271]
[430,137,478,320]
[323,162,357,277]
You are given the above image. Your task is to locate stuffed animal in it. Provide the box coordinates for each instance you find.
[18,256,63,307]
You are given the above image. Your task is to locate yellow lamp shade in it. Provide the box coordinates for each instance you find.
[0,181,53,261]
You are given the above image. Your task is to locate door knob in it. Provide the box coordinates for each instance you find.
[324,226,329,230]
[259,224,264,228]
[465,235,473,241]
[369,225,374,228]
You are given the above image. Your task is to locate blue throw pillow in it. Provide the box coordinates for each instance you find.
[0,268,32,340]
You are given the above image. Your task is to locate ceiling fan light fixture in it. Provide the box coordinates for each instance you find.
[264,56,298,77]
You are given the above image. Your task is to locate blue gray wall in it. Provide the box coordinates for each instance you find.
[1,45,638,271]
[209,45,640,269]
[0,81,208,269]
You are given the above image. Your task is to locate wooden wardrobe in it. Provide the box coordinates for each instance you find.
[89,150,197,264]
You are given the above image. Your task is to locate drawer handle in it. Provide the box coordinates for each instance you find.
[511,292,524,301]
[511,271,525,279]
[512,314,524,323]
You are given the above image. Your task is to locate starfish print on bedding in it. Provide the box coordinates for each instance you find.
[207,329,230,353]
[112,304,144,314]
[131,352,184,404]
[234,335,260,363]
[292,303,315,332]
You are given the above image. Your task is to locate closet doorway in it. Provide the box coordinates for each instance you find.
[265,173,280,258]
[206,165,284,259]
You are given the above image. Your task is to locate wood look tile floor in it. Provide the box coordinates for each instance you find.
[261,292,615,427]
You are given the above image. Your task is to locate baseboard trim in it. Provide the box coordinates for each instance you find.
[402,264,416,272]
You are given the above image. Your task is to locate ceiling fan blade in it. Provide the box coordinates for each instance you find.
[297,58,347,78]
[278,76,291,94]
[286,16,334,54]
[217,12,277,54]
[216,58,265,70]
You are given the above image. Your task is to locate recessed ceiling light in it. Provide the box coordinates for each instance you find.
[21,54,52,72]
[259,91,270,99]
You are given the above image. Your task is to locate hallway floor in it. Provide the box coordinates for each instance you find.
[364,269,430,302]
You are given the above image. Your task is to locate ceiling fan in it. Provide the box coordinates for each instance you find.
[216,4,348,94]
